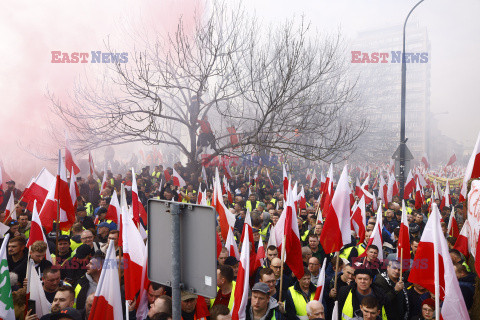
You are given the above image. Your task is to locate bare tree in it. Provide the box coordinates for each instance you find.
[47,2,366,170]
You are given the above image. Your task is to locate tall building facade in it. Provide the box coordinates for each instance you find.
[349,22,431,163]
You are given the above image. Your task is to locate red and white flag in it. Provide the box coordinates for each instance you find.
[222,156,233,180]
[29,260,51,317]
[320,165,352,255]
[460,132,480,201]
[201,166,208,183]
[163,169,172,182]
[266,169,274,189]
[355,177,362,199]
[371,191,378,212]
[397,200,411,266]
[404,170,415,200]
[22,168,55,212]
[421,153,430,170]
[360,204,384,259]
[408,204,469,320]
[225,227,240,260]
[105,189,121,225]
[310,169,318,189]
[231,223,251,320]
[254,235,265,271]
[453,220,470,259]
[172,168,186,188]
[351,196,366,244]
[313,258,327,301]
[440,180,451,210]
[65,133,80,176]
[414,178,424,210]
[3,191,15,223]
[447,207,459,238]
[320,164,334,215]
[214,168,236,241]
[69,168,79,210]
[283,164,289,200]
[446,153,457,167]
[89,240,124,320]
[378,175,387,208]
[136,242,150,320]
[26,200,52,263]
[89,151,95,176]
[131,168,147,227]
[122,205,146,301]
[100,166,108,194]
[298,186,307,210]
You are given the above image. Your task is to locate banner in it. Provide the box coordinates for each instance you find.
[467,180,480,257]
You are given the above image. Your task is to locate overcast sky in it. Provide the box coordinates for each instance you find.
[0,0,478,182]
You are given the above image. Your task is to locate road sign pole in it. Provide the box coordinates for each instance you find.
[171,203,182,320]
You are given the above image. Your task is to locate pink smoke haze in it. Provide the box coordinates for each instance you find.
[0,0,203,187]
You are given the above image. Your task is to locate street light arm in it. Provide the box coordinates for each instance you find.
[403,0,425,52]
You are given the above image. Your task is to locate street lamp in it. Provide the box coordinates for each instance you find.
[399,0,425,199]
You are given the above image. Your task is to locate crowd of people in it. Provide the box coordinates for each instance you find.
[0,160,478,320]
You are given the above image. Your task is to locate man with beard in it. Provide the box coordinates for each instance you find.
[39,286,76,320]
[373,260,408,320]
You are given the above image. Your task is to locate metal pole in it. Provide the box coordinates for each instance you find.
[171,203,182,320]
[400,0,425,199]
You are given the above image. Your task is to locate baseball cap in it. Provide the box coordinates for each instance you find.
[50,307,82,320]
[6,180,15,184]
[98,222,110,229]
[58,235,70,242]
[251,282,270,295]
[181,291,198,301]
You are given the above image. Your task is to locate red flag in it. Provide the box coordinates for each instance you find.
[214,169,236,241]
[216,232,222,259]
[172,168,186,188]
[446,153,457,167]
[408,204,469,320]
[397,200,411,267]
[89,240,124,320]
[351,196,366,244]
[106,189,121,225]
[89,151,95,176]
[421,154,430,170]
[122,205,146,301]
[404,170,415,200]
[320,164,333,214]
[227,126,239,146]
[131,168,141,226]
[460,131,480,201]
[313,258,327,301]
[447,207,459,238]
[231,223,251,320]
[163,169,172,182]
[65,134,80,176]
[298,186,307,210]
[320,165,352,255]
[222,157,233,180]
[453,220,470,259]
[283,185,305,279]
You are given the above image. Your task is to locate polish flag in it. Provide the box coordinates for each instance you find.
[351,196,366,244]
[225,227,240,260]
[267,225,277,249]
[214,168,236,241]
[3,191,15,223]
[172,168,186,188]
[216,233,223,259]
[65,134,80,176]
[310,169,318,189]
[201,166,207,183]
[26,200,52,263]
[320,165,352,255]
[372,191,378,212]
[414,178,424,210]
[283,164,289,200]
[408,204,469,320]
[320,164,333,213]
[100,166,108,194]
[163,169,172,182]
[361,176,369,191]
[131,168,147,226]
[440,180,451,210]
[266,169,274,189]
[360,204,384,259]
[453,220,470,259]
[378,175,387,208]
[29,260,51,317]
[89,240,124,320]
[397,200,411,266]
[22,168,55,213]
[254,236,265,271]
[298,186,307,210]
[135,242,150,320]
[231,223,251,320]
[69,168,79,210]
[404,170,415,200]
[446,153,457,167]
[313,258,327,301]
[320,171,326,191]
[447,207,459,238]
[122,205,146,301]
[89,151,95,176]
[355,177,362,199]
[460,132,480,201]
[222,157,233,180]
[421,154,430,170]
[105,189,121,225]
[372,175,378,191]
[197,187,204,205]
[240,211,254,247]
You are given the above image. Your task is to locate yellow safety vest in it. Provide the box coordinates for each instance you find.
[301,229,310,242]
[339,243,366,260]
[341,290,387,320]
[210,281,236,311]
[288,286,315,319]
[246,201,259,212]
[260,223,271,241]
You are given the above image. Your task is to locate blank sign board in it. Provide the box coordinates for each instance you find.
[147,200,217,298]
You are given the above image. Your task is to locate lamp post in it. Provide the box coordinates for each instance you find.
[399,0,425,199]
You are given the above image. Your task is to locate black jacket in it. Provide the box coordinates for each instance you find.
[284,280,317,320]
[374,273,408,320]
[337,282,387,319]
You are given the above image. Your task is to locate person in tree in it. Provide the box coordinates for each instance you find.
[197,115,217,155]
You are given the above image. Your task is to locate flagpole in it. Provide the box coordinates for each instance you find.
[400,248,403,280]
[278,235,287,302]
[334,252,340,291]
[3,196,24,222]
[433,205,440,320]
[56,149,61,257]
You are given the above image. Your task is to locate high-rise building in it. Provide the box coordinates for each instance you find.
[349,21,431,163]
